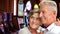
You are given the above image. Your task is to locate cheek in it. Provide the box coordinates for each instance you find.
[29,19,33,25]
[43,14,50,24]
[47,14,53,20]
[45,13,51,20]
[29,18,33,22]
[46,14,54,24]
[37,21,42,25]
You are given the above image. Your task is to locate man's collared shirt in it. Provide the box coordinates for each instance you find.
[44,23,60,34]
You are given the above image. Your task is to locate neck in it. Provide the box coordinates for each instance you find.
[47,19,56,27]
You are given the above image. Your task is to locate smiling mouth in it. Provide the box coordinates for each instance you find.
[33,23,40,25]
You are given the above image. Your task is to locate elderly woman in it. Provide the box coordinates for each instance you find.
[18,9,43,34]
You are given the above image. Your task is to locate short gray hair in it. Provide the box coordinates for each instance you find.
[39,1,57,16]
[28,9,39,21]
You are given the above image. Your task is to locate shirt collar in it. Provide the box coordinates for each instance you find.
[47,23,56,31]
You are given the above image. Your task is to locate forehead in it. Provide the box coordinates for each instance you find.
[40,5,50,10]
[32,13,39,17]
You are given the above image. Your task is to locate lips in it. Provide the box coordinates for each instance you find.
[32,24,39,28]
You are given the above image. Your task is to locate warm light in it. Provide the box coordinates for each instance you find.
[34,4,39,9]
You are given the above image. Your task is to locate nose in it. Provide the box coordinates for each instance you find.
[39,12,43,18]
[33,19,36,23]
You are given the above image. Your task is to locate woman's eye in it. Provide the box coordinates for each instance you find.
[31,16,33,18]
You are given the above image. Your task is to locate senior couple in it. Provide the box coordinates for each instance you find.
[18,1,60,34]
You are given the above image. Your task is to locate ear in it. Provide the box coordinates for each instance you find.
[53,11,56,16]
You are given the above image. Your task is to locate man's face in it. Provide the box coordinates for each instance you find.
[29,13,41,29]
[39,5,56,27]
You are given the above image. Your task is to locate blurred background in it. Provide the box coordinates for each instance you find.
[0,0,60,34]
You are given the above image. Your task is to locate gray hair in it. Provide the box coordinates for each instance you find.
[28,9,39,21]
[39,1,57,16]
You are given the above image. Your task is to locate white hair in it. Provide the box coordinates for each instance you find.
[39,1,57,16]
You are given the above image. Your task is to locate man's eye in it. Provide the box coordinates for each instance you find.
[39,11,41,13]
[42,11,45,13]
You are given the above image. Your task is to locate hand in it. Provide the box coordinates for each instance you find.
[55,18,60,26]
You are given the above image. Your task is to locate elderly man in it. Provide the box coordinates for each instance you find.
[39,1,60,34]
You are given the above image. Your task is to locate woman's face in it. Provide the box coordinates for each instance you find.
[29,13,41,30]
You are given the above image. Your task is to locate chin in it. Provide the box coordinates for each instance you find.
[31,25,39,30]
[32,27,37,30]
